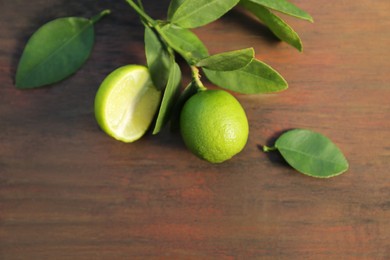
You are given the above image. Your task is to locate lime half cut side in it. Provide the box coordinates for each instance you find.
[94,65,162,143]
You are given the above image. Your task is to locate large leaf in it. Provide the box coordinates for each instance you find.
[245,0,313,22]
[159,23,209,64]
[241,0,302,51]
[196,48,254,71]
[153,61,182,134]
[203,59,287,94]
[273,129,349,178]
[16,16,99,88]
[170,0,240,28]
[144,26,171,90]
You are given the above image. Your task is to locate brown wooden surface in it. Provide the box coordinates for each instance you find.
[1,0,389,259]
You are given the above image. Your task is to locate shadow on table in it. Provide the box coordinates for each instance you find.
[220,7,281,46]
[258,128,294,168]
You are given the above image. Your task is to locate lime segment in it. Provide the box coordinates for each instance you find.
[94,65,161,142]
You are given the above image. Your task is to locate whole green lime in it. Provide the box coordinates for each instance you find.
[180,89,249,163]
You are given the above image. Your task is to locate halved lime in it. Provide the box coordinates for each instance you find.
[94,65,161,142]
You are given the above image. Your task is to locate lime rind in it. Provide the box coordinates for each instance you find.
[180,90,249,163]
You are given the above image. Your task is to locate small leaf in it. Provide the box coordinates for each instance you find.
[170,0,240,28]
[196,48,254,71]
[241,0,302,51]
[153,61,182,134]
[16,11,109,89]
[144,26,171,90]
[167,0,186,20]
[203,59,287,94]
[159,23,209,64]
[244,0,313,22]
[272,129,349,178]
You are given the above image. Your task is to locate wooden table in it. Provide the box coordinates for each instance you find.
[1,0,389,259]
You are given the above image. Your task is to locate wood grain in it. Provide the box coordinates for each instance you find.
[1,0,389,259]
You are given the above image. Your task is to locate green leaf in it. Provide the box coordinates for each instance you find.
[170,0,240,28]
[167,0,186,20]
[144,26,171,90]
[153,61,182,134]
[241,0,302,51]
[270,129,349,178]
[203,59,287,94]
[196,48,254,71]
[159,23,209,64]
[16,10,109,89]
[244,0,313,22]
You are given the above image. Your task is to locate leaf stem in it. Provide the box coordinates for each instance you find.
[125,0,156,27]
[191,66,207,91]
[263,145,278,152]
[91,9,111,24]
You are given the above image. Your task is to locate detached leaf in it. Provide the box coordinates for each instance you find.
[203,59,287,94]
[153,61,182,134]
[167,0,186,20]
[144,26,171,90]
[16,11,109,89]
[170,0,240,28]
[270,129,349,178]
[244,0,313,22]
[196,48,254,71]
[241,0,302,51]
[159,23,209,64]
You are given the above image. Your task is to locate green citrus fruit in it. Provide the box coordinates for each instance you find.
[94,65,161,143]
[180,89,249,163]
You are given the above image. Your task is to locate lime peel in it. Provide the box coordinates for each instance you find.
[180,90,249,163]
